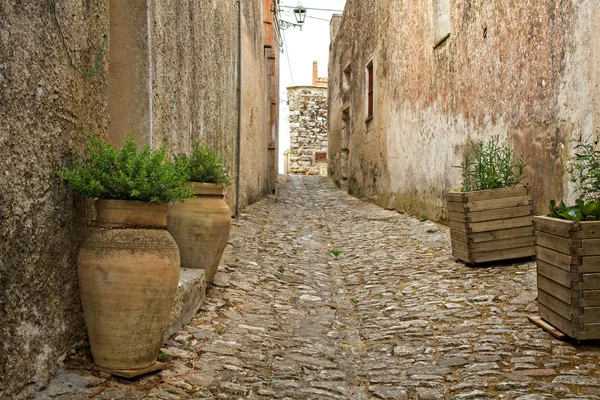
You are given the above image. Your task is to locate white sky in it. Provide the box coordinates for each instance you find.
[277,0,346,173]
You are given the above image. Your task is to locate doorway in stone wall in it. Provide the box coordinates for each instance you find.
[341,107,350,190]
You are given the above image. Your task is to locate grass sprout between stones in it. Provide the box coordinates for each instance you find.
[328,249,342,257]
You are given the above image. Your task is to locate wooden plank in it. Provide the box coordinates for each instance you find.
[469,216,533,233]
[449,220,467,233]
[449,230,468,243]
[466,205,533,223]
[573,307,600,324]
[452,248,473,264]
[575,330,600,340]
[466,196,531,212]
[535,231,579,256]
[471,246,535,263]
[446,201,466,213]
[468,226,534,243]
[450,239,469,253]
[536,246,579,271]
[538,289,573,321]
[577,239,600,256]
[462,186,529,202]
[533,216,580,238]
[579,256,600,273]
[444,192,466,203]
[471,236,535,253]
[537,260,573,288]
[582,322,600,332]
[528,315,568,340]
[537,274,573,305]
[577,221,600,238]
[573,273,600,290]
[574,290,600,307]
[538,303,574,337]
[448,211,467,222]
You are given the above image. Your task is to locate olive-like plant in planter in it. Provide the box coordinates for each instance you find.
[444,135,534,264]
[534,135,600,340]
[60,130,193,375]
[167,141,232,284]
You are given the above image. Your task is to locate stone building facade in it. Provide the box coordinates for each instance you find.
[328,1,600,221]
[287,63,328,175]
[0,1,278,397]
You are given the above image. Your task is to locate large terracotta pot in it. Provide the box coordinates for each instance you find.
[78,200,180,370]
[167,183,231,283]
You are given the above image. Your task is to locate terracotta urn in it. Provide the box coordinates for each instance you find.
[77,200,180,370]
[167,183,231,283]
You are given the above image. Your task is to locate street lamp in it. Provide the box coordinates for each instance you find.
[293,3,306,25]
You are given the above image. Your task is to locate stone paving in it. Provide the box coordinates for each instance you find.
[32,175,600,399]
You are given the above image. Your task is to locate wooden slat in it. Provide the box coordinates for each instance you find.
[573,290,600,307]
[468,226,534,243]
[537,260,573,288]
[535,231,579,256]
[575,330,600,340]
[469,216,533,233]
[579,256,600,273]
[444,192,466,203]
[448,211,467,222]
[583,322,600,332]
[528,315,568,340]
[537,274,573,305]
[538,289,573,321]
[446,202,466,213]
[449,230,468,243]
[452,248,473,264]
[462,186,529,202]
[471,245,535,263]
[573,307,600,324]
[450,239,469,253]
[536,246,579,271]
[449,220,467,233]
[577,221,600,238]
[465,196,531,212]
[471,236,535,253]
[539,303,574,337]
[573,273,600,290]
[466,205,533,223]
[577,239,600,256]
[533,216,579,238]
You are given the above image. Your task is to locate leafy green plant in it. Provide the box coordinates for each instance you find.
[567,135,600,203]
[59,130,193,203]
[175,140,231,185]
[419,215,428,222]
[350,298,359,305]
[549,199,600,221]
[455,136,527,192]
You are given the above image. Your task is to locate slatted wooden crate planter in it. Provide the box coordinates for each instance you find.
[444,186,535,264]
[534,216,600,340]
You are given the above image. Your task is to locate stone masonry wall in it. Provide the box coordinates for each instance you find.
[287,86,328,175]
[0,1,277,398]
[329,0,600,222]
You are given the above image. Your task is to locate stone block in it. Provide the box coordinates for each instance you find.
[164,268,206,342]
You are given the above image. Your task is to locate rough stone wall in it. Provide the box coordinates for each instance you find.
[0,1,278,398]
[287,87,328,175]
[0,2,108,398]
[329,0,600,221]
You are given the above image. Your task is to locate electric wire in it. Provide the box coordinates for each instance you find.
[281,29,294,85]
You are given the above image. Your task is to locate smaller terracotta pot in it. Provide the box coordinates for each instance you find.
[167,183,231,283]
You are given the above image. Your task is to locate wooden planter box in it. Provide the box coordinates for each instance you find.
[444,186,535,264]
[534,216,600,340]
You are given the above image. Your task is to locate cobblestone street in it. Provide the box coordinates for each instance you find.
[36,176,600,399]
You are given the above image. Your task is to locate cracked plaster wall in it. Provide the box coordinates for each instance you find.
[329,0,600,222]
[0,1,277,397]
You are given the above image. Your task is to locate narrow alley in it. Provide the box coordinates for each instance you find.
[35,176,600,399]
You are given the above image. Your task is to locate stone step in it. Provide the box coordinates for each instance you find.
[164,268,206,342]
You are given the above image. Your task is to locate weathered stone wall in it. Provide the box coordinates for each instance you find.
[329,0,600,221]
[0,1,278,398]
[0,2,108,398]
[287,87,328,175]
